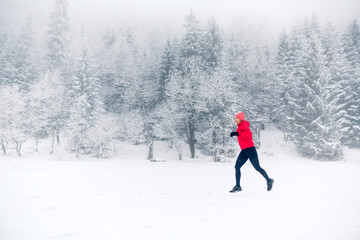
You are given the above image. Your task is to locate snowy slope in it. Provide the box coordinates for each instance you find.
[1,128,360,240]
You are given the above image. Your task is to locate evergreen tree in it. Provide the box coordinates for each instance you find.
[47,0,70,72]
[0,34,16,87]
[114,28,139,114]
[67,47,103,157]
[181,11,203,59]
[45,0,71,147]
[224,33,252,111]
[275,30,293,136]
[321,23,350,142]
[289,17,343,159]
[13,17,36,92]
[319,31,348,159]
[97,29,120,113]
[292,18,323,157]
[0,34,7,85]
[341,20,360,148]
[133,45,162,159]
[251,43,277,120]
[168,11,206,158]
[203,17,223,71]
[158,40,176,103]
[285,23,306,140]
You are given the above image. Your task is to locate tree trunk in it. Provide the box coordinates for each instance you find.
[212,130,219,162]
[50,129,55,154]
[1,138,6,155]
[56,130,60,144]
[35,136,39,152]
[147,139,154,160]
[176,142,182,161]
[186,121,196,158]
[167,139,173,148]
[15,140,22,157]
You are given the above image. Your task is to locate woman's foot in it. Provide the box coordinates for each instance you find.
[267,179,274,191]
[229,186,242,193]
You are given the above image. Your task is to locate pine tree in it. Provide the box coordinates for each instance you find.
[67,47,103,157]
[114,28,140,114]
[134,45,162,160]
[321,23,350,144]
[169,11,206,158]
[47,0,70,72]
[97,29,121,113]
[0,34,8,86]
[203,17,223,71]
[319,33,348,159]
[292,18,324,157]
[285,23,306,140]
[251,43,277,120]
[341,20,360,148]
[275,30,292,134]
[13,17,36,92]
[158,40,176,103]
[288,16,344,159]
[0,34,16,87]
[181,11,203,59]
[45,0,71,147]
[224,33,252,111]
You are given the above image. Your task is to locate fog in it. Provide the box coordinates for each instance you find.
[1,0,360,36]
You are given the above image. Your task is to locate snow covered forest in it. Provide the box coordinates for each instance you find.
[1,0,359,161]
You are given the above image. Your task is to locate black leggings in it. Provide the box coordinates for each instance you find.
[235,147,270,187]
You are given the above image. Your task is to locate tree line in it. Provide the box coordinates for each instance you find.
[0,0,359,160]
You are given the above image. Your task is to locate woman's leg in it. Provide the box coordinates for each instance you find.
[235,151,249,187]
[246,147,271,182]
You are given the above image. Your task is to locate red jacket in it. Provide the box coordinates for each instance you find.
[236,120,254,150]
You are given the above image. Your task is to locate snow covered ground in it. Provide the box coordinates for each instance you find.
[1,128,360,240]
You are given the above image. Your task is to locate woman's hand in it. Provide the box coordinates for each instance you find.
[230,132,239,137]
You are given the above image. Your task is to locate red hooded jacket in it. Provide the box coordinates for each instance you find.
[236,120,254,150]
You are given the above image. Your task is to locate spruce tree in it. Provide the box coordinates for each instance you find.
[285,23,307,140]
[158,40,176,103]
[203,17,223,71]
[288,16,344,159]
[181,10,203,59]
[47,0,70,72]
[173,11,206,158]
[67,47,102,157]
[321,23,350,144]
[275,30,292,135]
[13,17,36,92]
[341,20,360,148]
[0,34,16,87]
[45,0,71,146]
[292,18,324,158]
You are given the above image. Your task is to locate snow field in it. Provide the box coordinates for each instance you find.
[1,129,360,240]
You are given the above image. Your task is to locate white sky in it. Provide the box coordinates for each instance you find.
[0,0,359,36]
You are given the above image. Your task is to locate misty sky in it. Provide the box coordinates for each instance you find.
[0,0,360,35]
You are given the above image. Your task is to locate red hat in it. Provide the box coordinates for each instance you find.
[235,112,245,121]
